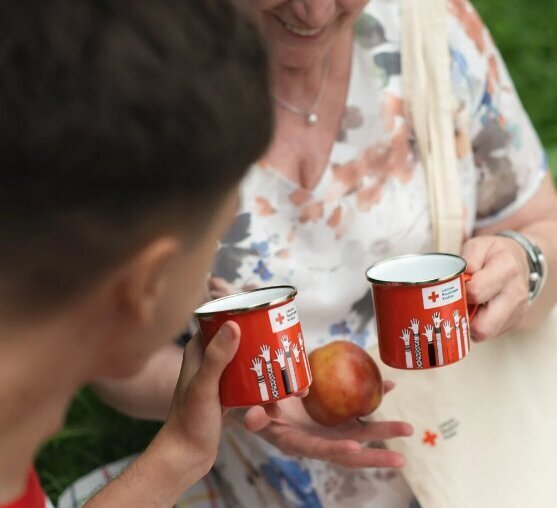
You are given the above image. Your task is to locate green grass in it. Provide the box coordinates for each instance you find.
[37,2,557,504]
[37,389,160,501]
[474,0,557,149]
[549,146,557,176]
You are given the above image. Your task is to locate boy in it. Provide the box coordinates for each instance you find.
[0,0,271,506]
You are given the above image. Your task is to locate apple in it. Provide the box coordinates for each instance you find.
[302,340,383,426]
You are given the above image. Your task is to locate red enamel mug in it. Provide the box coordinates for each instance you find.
[366,254,478,370]
[195,286,312,407]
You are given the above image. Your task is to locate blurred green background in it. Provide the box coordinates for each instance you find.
[37,1,557,503]
[476,0,557,169]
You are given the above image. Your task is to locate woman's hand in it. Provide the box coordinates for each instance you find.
[242,381,413,469]
[208,277,239,300]
[462,235,530,341]
[210,277,412,468]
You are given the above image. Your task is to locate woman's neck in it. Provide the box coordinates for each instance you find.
[271,28,353,109]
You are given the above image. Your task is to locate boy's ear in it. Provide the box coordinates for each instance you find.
[117,237,181,324]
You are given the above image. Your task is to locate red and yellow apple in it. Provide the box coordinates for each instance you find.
[303,340,383,426]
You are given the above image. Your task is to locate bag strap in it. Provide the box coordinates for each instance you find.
[402,0,465,253]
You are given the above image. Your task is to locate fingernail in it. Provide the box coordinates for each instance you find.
[394,455,406,468]
[221,323,236,342]
[348,442,362,453]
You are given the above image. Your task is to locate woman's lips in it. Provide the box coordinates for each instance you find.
[274,15,327,38]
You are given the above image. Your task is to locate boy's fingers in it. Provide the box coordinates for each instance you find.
[180,334,204,387]
[194,321,241,396]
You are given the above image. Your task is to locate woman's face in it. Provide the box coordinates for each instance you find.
[253,0,369,69]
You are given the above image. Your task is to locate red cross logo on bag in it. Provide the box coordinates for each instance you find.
[423,430,438,446]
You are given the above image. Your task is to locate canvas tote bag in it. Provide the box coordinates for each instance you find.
[368,1,557,507]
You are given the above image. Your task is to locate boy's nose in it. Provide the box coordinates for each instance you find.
[290,0,335,28]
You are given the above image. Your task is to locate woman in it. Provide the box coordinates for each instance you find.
[94,0,557,506]
[205,0,557,505]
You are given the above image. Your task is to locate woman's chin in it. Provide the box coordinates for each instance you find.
[272,47,329,71]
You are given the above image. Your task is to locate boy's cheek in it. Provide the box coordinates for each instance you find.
[141,188,242,357]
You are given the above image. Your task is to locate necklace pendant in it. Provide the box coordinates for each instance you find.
[306,112,318,126]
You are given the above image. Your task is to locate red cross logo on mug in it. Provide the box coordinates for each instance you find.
[195,286,310,408]
[366,253,479,370]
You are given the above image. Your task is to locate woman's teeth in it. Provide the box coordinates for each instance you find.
[282,21,322,37]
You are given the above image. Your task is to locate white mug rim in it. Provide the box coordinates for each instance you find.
[195,285,297,318]
[366,253,467,287]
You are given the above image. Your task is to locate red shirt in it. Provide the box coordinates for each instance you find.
[0,469,47,508]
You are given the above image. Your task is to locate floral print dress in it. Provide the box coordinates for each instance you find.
[210,1,547,506]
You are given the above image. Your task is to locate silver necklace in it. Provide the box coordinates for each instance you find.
[273,56,331,126]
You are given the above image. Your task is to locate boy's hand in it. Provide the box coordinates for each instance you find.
[86,323,241,507]
[161,322,241,474]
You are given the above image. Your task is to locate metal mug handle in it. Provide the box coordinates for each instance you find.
[463,273,479,320]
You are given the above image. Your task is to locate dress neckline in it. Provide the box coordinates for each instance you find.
[257,37,360,197]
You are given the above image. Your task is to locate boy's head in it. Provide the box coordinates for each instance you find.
[0,0,271,376]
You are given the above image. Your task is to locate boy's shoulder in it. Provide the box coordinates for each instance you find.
[1,469,50,508]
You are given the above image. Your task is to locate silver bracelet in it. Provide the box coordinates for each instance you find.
[496,230,547,303]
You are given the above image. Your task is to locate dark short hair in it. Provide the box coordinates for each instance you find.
[0,0,272,313]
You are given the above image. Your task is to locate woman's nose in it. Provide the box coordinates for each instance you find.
[290,0,335,28]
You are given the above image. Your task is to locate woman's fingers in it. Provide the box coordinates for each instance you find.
[471,285,528,342]
[332,447,406,469]
[331,420,413,442]
[383,380,396,395]
[465,244,525,305]
[466,258,514,305]
[462,235,531,341]
[247,409,411,468]
[348,421,413,442]
[244,405,272,432]
[263,402,282,419]
[461,236,495,274]
[208,277,238,299]
[262,424,362,459]
[261,423,406,469]
[296,388,310,398]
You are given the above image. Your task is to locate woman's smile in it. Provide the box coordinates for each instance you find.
[254,1,368,68]
[275,15,327,37]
